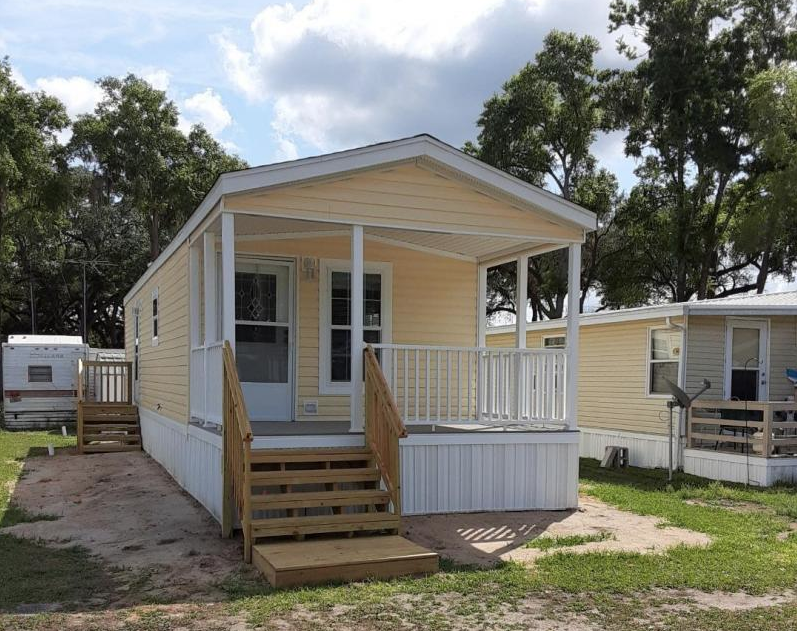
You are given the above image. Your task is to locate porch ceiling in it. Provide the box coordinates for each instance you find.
[211,214,556,263]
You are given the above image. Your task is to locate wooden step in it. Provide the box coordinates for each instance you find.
[249,467,381,486]
[252,535,438,588]
[79,423,140,432]
[82,412,139,420]
[250,447,372,464]
[251,489,390,511]
[82,434,141,443]
[82,443,141,453]
[250,511,399,538]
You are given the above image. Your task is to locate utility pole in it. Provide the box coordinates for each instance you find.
[82,262,87,343]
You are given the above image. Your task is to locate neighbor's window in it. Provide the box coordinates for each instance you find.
[320,261,391,393]
[151,287,159,346]
[648,328,680,395]
[543,335,566,349]
[28,365,52,383]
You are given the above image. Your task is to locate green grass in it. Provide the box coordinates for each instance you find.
[0,428,114,611]
[532,460,797,594]
[525,531,614,550]
[224,458,797,626]
[0,428,75,527]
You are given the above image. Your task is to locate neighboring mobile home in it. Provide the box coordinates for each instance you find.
[2,335,87,429]
[122,135,596,536]
[488,291,797,486]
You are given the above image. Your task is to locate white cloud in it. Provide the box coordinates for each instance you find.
[140,68,171,91]
[180,88,233,135]
[34,75,104,117]
[216,0,635,166]
[274,135,299,161]
[9,65,31,91]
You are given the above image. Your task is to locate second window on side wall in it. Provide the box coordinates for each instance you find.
[152,288,159,346]
[648,328,680,395]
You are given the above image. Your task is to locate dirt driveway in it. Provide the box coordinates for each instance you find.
[2,449,247,604]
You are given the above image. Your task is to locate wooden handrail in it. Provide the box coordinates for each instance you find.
[76,358,133,405]
[364,345,406,518]
[688,400,797,457]
[220,341,254,562]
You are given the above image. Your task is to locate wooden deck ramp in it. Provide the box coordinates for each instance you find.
[221,342,439,588]
[77,359,141,454]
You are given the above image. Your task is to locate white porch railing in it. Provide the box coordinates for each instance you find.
[371,344,567,426]
[190,341,224,425]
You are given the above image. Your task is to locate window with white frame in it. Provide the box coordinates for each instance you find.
[320,260,391,394]
[648,328,680,395]
[151,288,159,346]
[542,335,566,348]
[28,365,53,383]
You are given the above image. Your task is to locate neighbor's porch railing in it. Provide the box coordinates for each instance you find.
[190,341,224,425]
[688,400,797,457]
[370,344,567,426]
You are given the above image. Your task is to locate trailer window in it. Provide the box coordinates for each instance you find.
[28,365,53,383]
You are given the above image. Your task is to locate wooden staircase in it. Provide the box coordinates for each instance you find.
[220,342,439,587]
[77,359,142,454]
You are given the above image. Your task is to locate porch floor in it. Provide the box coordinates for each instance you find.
[191,419,570,438]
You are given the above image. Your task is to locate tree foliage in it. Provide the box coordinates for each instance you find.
[0,66,246,345]
[468,31,622,319]
[600,0,797,306]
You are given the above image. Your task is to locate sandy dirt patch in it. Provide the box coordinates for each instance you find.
[403,496,711,567]
[1,450,247,602]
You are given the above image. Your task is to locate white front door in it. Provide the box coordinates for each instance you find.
[234,258,294,421]
[725,319,769,401]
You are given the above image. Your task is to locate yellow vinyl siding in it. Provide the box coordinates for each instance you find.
[225,163,581,242]
[686,314,797,402]
[488,317,683,435]
[236,236,477,420]
[124,241,190,422]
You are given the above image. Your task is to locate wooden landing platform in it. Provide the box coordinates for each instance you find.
[252,535,439,588]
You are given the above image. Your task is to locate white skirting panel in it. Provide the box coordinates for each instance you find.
[683,448,797,487]
[139,409,223,522]
[580,427,678,469]
[400,433,579,514]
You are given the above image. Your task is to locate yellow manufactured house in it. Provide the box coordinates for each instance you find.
[122,135,597,580]
[488,292,797,486]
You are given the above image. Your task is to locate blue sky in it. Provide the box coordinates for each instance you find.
[1,0,639,191]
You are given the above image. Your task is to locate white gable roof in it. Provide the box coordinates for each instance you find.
[125,134,597,303]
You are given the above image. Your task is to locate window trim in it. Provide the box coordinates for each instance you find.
[542,334,566,349]
[646,325,682,398]
[28,365,53,383]
[318,258,392,395]
[151,287,159,347]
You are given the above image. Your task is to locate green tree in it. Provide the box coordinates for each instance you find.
[467,31,620,319]
[0,57,69,334]
[602,0,797,305]
[70,75,247,261]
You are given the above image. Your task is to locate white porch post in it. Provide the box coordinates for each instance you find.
[516,255,528,349]
[565,243,581,430]
[350,225,364,432]
[221,212,236,352]
[477,264,487,347]
[203,232,217,345]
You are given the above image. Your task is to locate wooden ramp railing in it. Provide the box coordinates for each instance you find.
[220,341,254,561]
[364,345,407,517]
[77,359,140,454]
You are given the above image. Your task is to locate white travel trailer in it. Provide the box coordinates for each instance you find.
[2,335,88,429]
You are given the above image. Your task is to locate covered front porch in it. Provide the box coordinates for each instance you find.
[186,212,581,439]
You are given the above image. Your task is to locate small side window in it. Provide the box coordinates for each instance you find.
[543,335,566,349]
[28,365,53,383]
[152,288,159,347]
